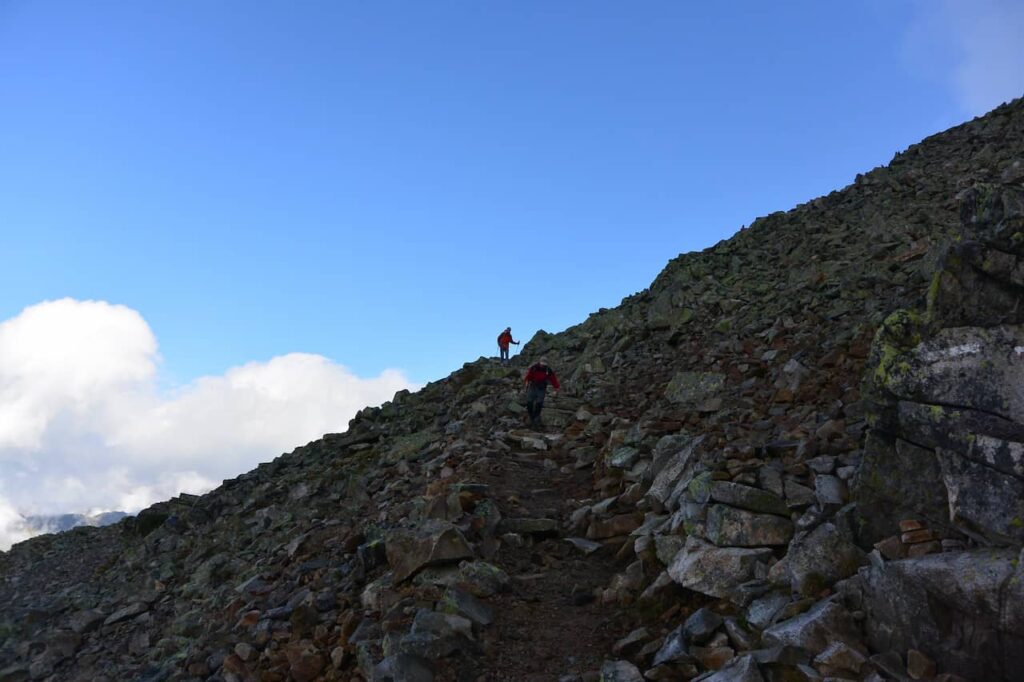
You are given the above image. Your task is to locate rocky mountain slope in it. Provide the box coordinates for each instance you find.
[2,97,1023,682]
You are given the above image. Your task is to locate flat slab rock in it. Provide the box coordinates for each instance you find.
[385,520,474,582]
[710,481,789,516]
[667,536,773,600]
[761,598,861,656]
[705,504,793,547]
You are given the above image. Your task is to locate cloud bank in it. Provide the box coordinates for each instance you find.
[0,298,415,550]
[905,0,1024,117]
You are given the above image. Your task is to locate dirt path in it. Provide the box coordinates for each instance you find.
[471,434,635,681]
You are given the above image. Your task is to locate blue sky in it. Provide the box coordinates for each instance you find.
[4,0,1009,384]
[1,1,1023,539]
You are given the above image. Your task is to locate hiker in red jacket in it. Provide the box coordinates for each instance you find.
[497,327,519,366]
[524,357,559,428]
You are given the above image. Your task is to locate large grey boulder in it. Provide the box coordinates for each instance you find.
[784,521,866,596]
[705,505,793,547]
[847,548,1024,681]
[709,481,789,516]
[667,537,773,600]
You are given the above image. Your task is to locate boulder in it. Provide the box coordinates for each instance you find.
[667,537,773,600]
[936,446,1024,544]
[599,660,644,682]
[705,505,793,547]
[609,446,641,469]
[648,433,694,483]
[438,587,493,627]
[652,625,694,666]
[848,548,1024,681]
[761,599,861,655]
[664,372,725,407]
[373,653,435,682]
[612,627,651,657]
[386,520,474,582]
[886,325,1024,423]
[654,534,685,565]
[698,655,764,682]
[103,601,149,626]
[67,609,105,635]
[853,432,952,545]
[746,591,790,630]
[389,610,476,660]
[813,475,847,509]
[782,479,816,509]
[784,521,866,596]
[285,641,327,682]
[646,436,704,511]
[709,481,789,516]
[814,641,866,676]
[683,607,724,644]
[452,561,510,597]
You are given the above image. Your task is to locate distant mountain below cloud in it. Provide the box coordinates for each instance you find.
[20,511,128,535]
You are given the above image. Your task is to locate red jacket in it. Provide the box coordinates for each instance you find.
[497,331,517,349]
[525,364,560,390]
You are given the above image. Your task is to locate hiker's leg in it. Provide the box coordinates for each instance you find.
[526,386,543,425]
[527,385,546,426]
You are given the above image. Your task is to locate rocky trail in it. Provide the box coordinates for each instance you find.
[474,427,627,681]
[2,99,1024,682]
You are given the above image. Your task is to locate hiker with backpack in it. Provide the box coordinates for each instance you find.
[497,327,519,366]
[524,357,560,428]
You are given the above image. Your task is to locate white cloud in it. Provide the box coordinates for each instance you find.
[904,0,1024,117]
[0,298,157,450]
[0,298,416,550]
[0,498,34,551]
